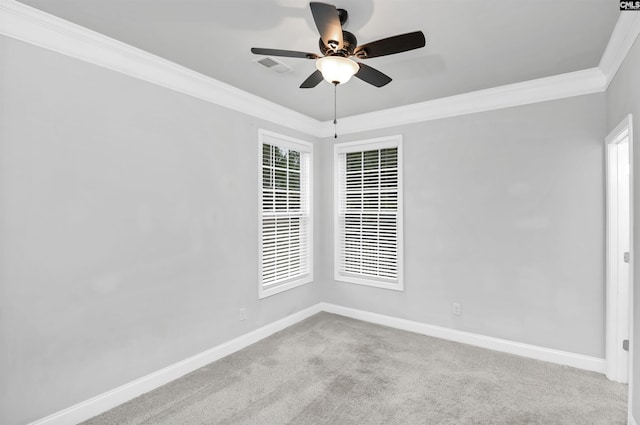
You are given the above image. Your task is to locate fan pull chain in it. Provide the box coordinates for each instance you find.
[333,82,338,139]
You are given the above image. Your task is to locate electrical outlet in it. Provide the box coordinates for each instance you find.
[239,308,247,321]
[452,303,461,316]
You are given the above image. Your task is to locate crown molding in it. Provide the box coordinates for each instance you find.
[599,11,640,89]
[1,0,635,139]
[319,68,607,137]
[0,0,323,137]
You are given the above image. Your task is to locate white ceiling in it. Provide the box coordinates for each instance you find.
[18,0,619,121]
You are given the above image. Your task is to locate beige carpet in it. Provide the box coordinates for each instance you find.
[83,312,627,425]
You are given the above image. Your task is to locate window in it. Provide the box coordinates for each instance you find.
[259,130,313,298]
[334,136,403,290]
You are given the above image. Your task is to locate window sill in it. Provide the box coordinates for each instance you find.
[259,274,313,299]
[334,273,404,291]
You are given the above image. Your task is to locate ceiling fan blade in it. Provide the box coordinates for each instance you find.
[310,2,343,50]
[354,63,392,87]
[300,70,324,88]
[251,48,319,59]
[354,31,426,59]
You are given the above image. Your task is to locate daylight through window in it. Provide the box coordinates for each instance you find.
[335,136,403,290]
[259,130,313,298]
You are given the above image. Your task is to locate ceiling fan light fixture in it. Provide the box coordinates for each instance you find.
[316,56,359,85]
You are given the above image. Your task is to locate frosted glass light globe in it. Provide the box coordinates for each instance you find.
[316,56,359,85]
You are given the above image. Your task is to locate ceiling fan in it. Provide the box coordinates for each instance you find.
[251,2,426,88]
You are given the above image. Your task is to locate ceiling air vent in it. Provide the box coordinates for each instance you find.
[255,57,292,74]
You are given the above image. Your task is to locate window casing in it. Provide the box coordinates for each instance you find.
[334,136,403,290]
[258,130,313,298]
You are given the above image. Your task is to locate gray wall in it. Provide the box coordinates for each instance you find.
[0,36,322,425]
[320,94,607,358]
[0,30,621,425]
[606,34,640,423]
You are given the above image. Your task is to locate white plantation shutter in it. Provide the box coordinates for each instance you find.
[259,131,313,298]
[335,137,403,290]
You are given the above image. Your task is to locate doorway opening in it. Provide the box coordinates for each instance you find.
[605,114,633,388]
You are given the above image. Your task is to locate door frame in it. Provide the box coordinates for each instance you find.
[605,114,634,390]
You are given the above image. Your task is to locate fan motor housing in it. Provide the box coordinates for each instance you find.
[337,8,348,25]
[319,30,357,57]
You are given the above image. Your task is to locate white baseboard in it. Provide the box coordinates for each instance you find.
[319,303,606,374]
[29,303,323,425]
[31,301,609,424]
